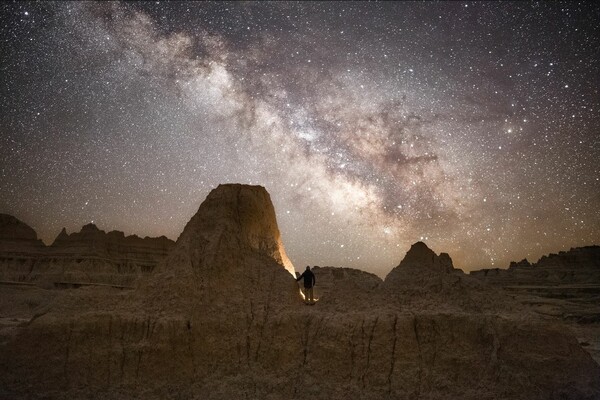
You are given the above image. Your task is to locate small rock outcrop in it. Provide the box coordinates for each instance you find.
[386,241,454,277]
[509,258,532,269]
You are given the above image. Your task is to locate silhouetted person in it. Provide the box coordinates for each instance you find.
[297,266,316,304]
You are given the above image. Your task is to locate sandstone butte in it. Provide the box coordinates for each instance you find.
[0,184,598,399]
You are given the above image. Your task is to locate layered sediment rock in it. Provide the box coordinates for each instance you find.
[0,214,45,252]
[470,246,600,286]
[470,246,600,363]
[143,183,296,310]
[469,247,600,320]
[1,185,598,400]
[0,215,174,286]
[383,242,516,313]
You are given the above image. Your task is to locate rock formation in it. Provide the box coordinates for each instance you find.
[0,213,45,252]
[142,183,297,311]
[383,242,516,314]
[0,215,174,286]
[0,185,599,400]
[470,246,600,364]
[470,246,600,286]
[305,266,383,311]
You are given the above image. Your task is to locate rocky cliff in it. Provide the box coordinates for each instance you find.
[0,216,175,286]
[0,213,45,253]
[142,183,297,311]
[470,246,600,363]
[0,185,598,400]
[470,246,600,286]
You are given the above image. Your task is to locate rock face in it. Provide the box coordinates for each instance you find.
[470,246,600,286]
[1,185,599,400]
[0,215,174,286]
[163,183,294,276]
[0,213,45,252]
[470,246,600,364]
[305,266,383,311]
[383,242,513,314]
[143,184,296,310]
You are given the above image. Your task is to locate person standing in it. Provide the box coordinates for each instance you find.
[296,266,316,304]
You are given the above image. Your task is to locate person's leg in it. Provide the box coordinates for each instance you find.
[308,287,314,303]
[304,287,310,303]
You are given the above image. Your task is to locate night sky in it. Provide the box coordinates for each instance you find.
[1,2,599,277]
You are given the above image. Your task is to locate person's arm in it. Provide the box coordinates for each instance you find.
[296,272,304,282]
[312,273,316,286]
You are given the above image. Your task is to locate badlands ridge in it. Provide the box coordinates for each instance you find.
[0,184,598,399]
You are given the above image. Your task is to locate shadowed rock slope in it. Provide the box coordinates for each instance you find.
[0,185,599,400]
[0,213,45,252]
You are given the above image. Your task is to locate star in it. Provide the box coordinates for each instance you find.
[0,1,598,277]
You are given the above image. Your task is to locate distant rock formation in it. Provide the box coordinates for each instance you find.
[0,213,45,252]
[470,246,600,285]
[1,186,598,400]
[0,215,174,286]
[509,258,532,269]
[51,223,173,266]
[470,246,600,362]
[382,241,514,313]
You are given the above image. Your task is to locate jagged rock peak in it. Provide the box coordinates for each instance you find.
[384,241,455,285]
[80,223,101,232]
[173,183,295,276]
[509,258,531,269]
[0,213,39,241]
[401,241,436,264]
[399,241,454,271]
[50,221,175,262]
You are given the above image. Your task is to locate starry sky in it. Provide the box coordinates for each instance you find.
[1,1,599,277]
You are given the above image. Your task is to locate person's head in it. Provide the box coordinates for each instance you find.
[306,266,310,271]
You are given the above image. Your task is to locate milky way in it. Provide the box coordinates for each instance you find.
[1,2,599,276]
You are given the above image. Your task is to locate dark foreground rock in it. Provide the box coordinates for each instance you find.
[0,185,598,400]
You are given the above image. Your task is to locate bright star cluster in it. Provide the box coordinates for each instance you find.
[1,2,598,277]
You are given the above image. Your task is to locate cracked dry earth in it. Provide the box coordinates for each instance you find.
[1,184,599,399]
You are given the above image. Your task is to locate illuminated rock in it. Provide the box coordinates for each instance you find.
[142,183,297,311]
[168,183,294,276]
